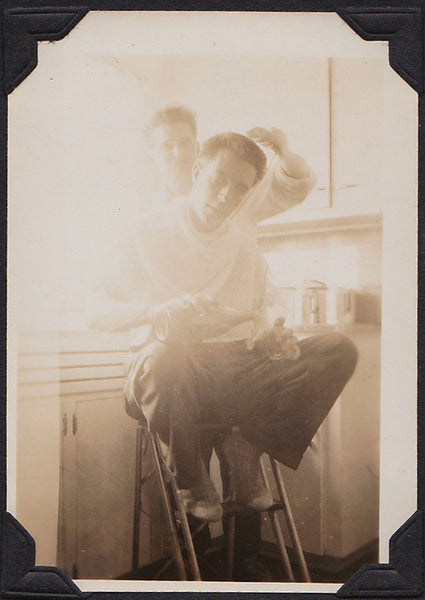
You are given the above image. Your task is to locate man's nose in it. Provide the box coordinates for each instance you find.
[218,185,232,203]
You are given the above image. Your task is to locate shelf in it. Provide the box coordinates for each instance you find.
[258,209,382,238]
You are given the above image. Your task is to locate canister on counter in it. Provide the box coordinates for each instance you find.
[327,287,356,325]
[301,280,328,325]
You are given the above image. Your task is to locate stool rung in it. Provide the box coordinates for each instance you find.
[222,500,284,517]
[140,470,155,486]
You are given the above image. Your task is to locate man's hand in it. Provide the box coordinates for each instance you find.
[246,127,289,158]
[172,293,219,317]
[247,126,310,180]
[152,293,254,343]
[254,317,300,361]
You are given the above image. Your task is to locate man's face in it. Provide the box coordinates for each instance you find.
[189,148,257,232]
[151,121,199,197]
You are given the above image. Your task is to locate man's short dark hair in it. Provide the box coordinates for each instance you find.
[199,132,267,183]
[145,105,197,140]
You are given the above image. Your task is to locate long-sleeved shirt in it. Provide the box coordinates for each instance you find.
[90,155,315,341]
[235,154,316,228]
[92,199,268,348]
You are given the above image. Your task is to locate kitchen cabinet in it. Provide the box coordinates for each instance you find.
[54,331,174,579]
[14,330,155,579]
[260,57,387,231]
[15,329,187,580]
[54,331,153,580]
[15,332,63,567]
[58,395,139,579]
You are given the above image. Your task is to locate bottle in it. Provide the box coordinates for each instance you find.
[152,298,254,344]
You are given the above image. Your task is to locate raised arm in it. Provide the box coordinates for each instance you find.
[249,127,310,180]
[236,127,316,225]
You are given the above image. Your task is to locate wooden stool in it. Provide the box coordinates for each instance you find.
[132,421,311,582]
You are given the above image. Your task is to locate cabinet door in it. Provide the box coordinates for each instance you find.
[338,329,380,556]
[75,396,138,579]
[322,327,381,558]
[57,401,78,577]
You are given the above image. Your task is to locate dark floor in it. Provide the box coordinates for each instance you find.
[118,537,379,583]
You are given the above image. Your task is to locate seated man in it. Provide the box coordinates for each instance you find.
[140,105,316,578]
[89,132,357,524]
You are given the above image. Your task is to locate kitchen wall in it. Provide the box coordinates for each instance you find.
[259,224,382,324]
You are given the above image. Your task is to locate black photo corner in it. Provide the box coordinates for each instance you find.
[0,1,424,599]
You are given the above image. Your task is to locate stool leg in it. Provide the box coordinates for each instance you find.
[270,458,311,582]
[222,463,235,580]
[168,473,202,581]
[260,457,295,582]
[149,433,187,580]
[132,424,143,573]
[225,514,236,580]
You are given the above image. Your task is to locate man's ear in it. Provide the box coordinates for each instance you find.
[192,160,201,183]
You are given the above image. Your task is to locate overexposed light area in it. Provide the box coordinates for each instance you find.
[8,11,388,333]
[265,246,360,289]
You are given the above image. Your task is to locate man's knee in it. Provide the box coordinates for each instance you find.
[125,341,193,425]
[301,331,358,377]
[132,341,194,401]
[125,342,179,409]
[145,341,190,380]
[325,332,358,377]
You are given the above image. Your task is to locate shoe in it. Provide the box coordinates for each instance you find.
[222,430,273,510]
[180,461,223,522]
[235,556,274,581]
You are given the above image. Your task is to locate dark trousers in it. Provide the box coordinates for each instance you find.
[125,332,358,489]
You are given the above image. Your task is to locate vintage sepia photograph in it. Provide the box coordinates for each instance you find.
[6,10,418,593]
